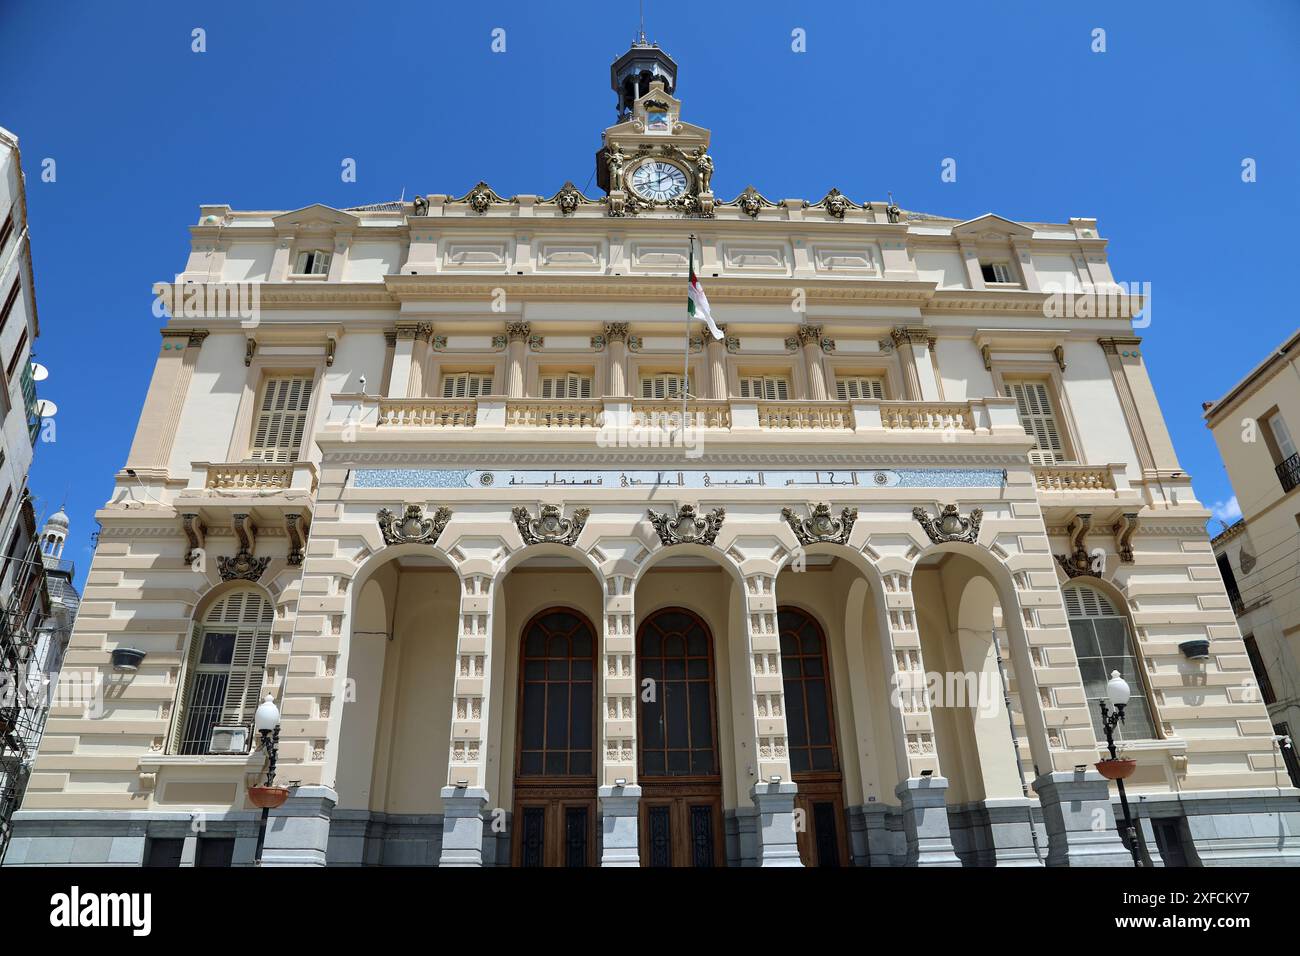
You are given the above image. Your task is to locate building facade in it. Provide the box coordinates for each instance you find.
[6,45,1298,868]
[0,125,54,853]
[1207,330,1300,793]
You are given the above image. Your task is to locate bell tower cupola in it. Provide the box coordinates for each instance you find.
[610,36,678,118]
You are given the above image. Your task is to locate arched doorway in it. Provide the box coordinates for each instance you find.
[779,606,850,867]
[637,606,724,867]
[512,607,597,867]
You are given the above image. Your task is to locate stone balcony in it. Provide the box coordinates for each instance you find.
[172,460,319,526]
[326,394,1027,447]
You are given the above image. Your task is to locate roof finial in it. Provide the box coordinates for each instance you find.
[638,0,647,44]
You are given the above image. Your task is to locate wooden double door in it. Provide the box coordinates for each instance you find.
[512,608,598,867]
[637,607,725,866]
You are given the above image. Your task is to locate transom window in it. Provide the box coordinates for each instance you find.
[441,372,493,398]
[638,608,717,777]
[779,607,838,774]
[835,375,885,401]
[1063,585,1154,741]
[517,609,595,777]
[1004,379,1067,464]
[640,372,691,400]
[174,589,274,754]
[540,372,593,399]
[739,374,791,401]
[250,375,314,463]
[293,249,331,276]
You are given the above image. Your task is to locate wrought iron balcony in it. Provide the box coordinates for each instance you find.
[1276,452,1300,494]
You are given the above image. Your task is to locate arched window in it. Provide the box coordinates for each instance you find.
[1063,584,1154,740]
[638,608,717,777]
[778,607,838,774]
[173,588,274,754]
[517,609,595,777]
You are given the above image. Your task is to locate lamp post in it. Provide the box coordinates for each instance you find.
[1097,670,1142,867]
[251,695,282,866]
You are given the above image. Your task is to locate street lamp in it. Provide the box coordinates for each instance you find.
[1097,670,1142,867]
[249,694,286,866]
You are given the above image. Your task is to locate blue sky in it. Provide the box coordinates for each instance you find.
[1,1,1297,587]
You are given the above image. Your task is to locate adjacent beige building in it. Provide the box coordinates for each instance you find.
[1207,329,1300,795]
[5,42,1297,868]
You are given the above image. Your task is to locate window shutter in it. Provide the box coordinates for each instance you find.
[641,373,687,399]
[250,376,314,463]
[741,376,789,400]
[1268,415,1297,460]
[168,624,206,752]
[1004,380,1065,464]
[836,376,885,401]
[216,591,273,726]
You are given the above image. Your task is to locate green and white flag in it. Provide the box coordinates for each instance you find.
[688,245,724,340]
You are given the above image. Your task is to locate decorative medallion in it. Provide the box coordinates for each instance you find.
[731,184,777,219]
[912,504,983,545]
[377,504,451,546]
[648,504,725,547]
[454,181,505,214]
[813,188,856,220]
[512,505,590,546]
[547,181,592,216]
[218,550,271,582]
[782,504,858,546]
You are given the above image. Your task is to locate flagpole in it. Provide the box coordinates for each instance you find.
[684,234,695,452]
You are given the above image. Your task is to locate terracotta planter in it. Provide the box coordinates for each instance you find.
[1095,758,1137,780]
[247,785,290,809]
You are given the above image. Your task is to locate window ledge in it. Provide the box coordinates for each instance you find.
[138,753,262,770]
[1097,736,1188,756]
[285,273,329,281]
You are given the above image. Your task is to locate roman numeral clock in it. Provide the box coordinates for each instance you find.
[597,41,716,217]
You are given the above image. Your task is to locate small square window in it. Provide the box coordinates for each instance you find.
[981,262,1015,284]
[294,250,332,276]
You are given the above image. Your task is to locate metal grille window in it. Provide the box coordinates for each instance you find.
[739,375,790,401]
[174,589,274,754]
[293,249,331,275]
[1063,585,1154,741]
[540,373,593,399]
[640,373,691,399]
[835,376,885,401]
[441,372,492,398]
[250,375,314,462]
[1004,379,1067,464]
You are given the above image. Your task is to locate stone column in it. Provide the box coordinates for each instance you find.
[605,322,629,396]
[438,571,495,867]
[875,568,960,866]
[1032,770,1132,866]
[125,328,208,472]
[505,322,529,398]
[798,324,828,400]
[890,327,941,401]
[707,325,729,399]
[600,572,638,865]
[389,323,428,398]
[742,572,802,865]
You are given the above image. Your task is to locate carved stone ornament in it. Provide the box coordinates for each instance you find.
[548,181,591,216]
[512,505,590,546]
[412,194,429,217]
[604,322,630,342]
[181,513,206,566]
[377,504,451,546]
[912,504,983,545]
[648,505,725,547]
[1056,512,1101,578]
[814,188,856,220]
[505,321,531,342]
[1112,512,1139,565]
[782,504,857,546]
[731,184,776,219]
[244,338,257,367]
[449,181,506,214]
[285,513,307,566]
[218,550,271,582]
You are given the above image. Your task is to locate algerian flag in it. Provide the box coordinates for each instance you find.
[688,244,724,340]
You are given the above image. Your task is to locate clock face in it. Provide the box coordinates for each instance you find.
[628,161,689,202]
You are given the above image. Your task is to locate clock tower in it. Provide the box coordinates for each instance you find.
[596,38,715,217]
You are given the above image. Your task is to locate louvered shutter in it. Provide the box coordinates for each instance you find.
[740,376,790,401]
[1004,380,1065,464]
[442,373,491,398]
[836,376,885,401]
[541,374,592,399]
[250,376,314,463]
[217,591,273,726]
[1268,415,1297,461]
[168,624,206,752]
[641,373,688,399]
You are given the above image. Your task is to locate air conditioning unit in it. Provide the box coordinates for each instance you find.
[208,725,250,754]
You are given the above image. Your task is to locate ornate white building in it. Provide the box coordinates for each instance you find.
[6,43,1296,868]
